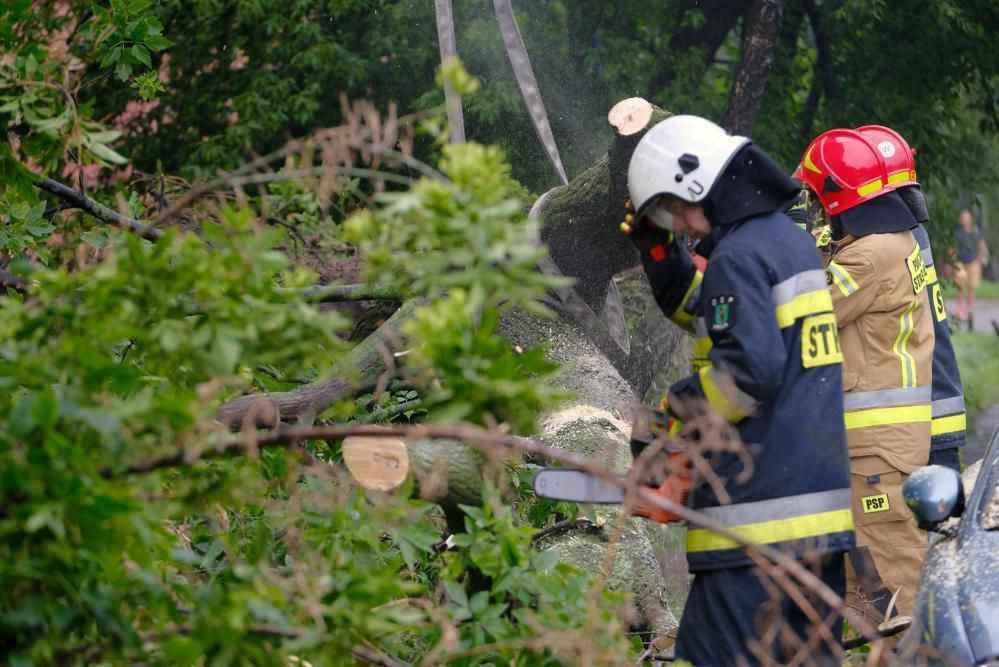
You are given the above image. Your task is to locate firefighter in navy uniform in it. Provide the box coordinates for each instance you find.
[799,128,933,623]
[855,125,966,471]
[626,115,855,666]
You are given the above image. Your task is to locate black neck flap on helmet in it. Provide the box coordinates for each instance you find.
[897,185,930,224]
[836,190,918,237]
[702,144,801,227]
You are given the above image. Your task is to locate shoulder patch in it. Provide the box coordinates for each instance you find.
[906,245,928,294]
[709,295,736,332]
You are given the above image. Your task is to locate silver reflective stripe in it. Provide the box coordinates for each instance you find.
[921,247,934,268]
[707,366,759,413]
[697,488,851,526]
[843,386,932,411]
[932,395,966,418]
[826,262,857,296]
[772,269,826,307]
[694,316,708,338]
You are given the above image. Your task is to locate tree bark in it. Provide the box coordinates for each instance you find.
[501,308,679,632]
[804,0,838,120]
[538,98,688,398]
[654,0,753,92]
[722,0,787,136]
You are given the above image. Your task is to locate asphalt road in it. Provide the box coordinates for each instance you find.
[945,297,999,335]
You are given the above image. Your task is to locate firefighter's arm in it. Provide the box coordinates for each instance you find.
[667,251,785,423]
[825,246,878,328]
[641,236,703,332]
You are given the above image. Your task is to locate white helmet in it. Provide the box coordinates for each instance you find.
[628,115,749,229]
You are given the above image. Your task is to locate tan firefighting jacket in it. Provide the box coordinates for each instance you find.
[823,229,934,473]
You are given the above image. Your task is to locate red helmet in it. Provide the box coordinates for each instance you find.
[791,162,804,182]
[855,125,918,188]
[799,129,891,215]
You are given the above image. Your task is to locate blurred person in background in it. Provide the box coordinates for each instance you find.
[954,209,988,330]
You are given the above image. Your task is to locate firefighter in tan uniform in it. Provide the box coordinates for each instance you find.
[799,129,933,623]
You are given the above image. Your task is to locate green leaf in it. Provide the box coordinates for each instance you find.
[115,59,131,81]
[144,33,173,51]
[30,388,58,428]
[443,580,468,609]
[130,44,151,68]
[89,141,129,165]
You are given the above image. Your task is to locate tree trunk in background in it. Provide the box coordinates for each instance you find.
[654,0,753,92]
[722,0,787,136]
[799,0,838,143]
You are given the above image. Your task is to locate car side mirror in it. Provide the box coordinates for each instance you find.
[903,465,966,531]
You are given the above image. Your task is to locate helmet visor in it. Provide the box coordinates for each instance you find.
[644,198,677,232]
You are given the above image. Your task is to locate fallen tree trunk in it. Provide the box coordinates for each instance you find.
[345,307,679,632]
[537,97,688,398]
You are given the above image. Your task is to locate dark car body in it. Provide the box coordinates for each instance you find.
[899,428,999,665]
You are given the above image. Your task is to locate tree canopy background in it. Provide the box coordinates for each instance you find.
[3,1,999,665]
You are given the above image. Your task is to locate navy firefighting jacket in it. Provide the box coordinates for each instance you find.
[643,211,855,572]
[912,224,966,455]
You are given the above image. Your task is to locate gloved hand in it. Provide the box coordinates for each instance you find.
[639,231,700,322]
[621,200,674,261]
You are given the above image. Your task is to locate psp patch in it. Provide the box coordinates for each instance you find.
[861,493,890,514]
[709,295,736,332]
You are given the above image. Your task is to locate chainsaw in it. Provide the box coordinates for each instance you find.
[532,406,693,524]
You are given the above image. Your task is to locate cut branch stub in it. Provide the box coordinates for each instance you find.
[607,97,654,137]
[342,435,410,491]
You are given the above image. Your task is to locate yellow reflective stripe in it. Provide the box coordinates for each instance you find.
[844,404,932,430]
[857,179,884,196]
[893,300,919,387]
[932,413,967,436]
[774,289,833,328]
[686,509,854,553]
[826,261,858,297]
[887,170,914,185]
[699,366,755,422]
[671,270,703,329]
[803,146,821,173]
[926,265,938,284]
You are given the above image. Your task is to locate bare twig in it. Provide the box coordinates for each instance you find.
[265,215,308,250]
[531,517,599,543]
[36,178,162,241]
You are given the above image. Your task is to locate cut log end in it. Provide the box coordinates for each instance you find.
[342,436,410,491]
[608,98,654,137]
